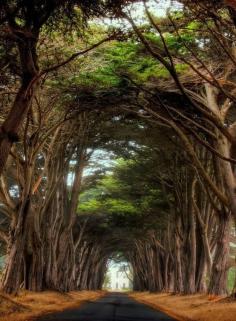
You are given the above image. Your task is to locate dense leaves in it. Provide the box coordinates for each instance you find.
[0,0,236,297]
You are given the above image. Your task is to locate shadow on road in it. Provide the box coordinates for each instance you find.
[37,292,177,321]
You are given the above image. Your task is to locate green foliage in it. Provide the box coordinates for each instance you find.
[145,31,195,54]
[93,40,189,84]
[78,146,171,235]
[40,15,197,99]
[104,199,137,215]
[79,199,102,214]
[227,267,236,292]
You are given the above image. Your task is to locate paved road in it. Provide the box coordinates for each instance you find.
[37,292,176,321]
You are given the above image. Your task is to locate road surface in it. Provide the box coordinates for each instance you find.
[37,292,176,321]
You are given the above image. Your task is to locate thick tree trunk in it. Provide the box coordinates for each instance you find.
[2,233,25,294]
[2,198,43,293]
[196,251,208,293]
[208,213,230,295]
[56,229,76,291]
[0,89,28,173]
[76,243,89,289]
[0,38,38,174]
[43,199,60,290]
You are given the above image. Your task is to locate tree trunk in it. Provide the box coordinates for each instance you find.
[185,202,197,294]
[56,229,76,291]
[2,198,43,293]
[0,37,38,174]
[208,212,230,295]
[174,219,184,293]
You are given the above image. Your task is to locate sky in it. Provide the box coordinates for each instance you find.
[96,0,182,28]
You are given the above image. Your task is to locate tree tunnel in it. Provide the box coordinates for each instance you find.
[73,207,171,294]
[0,86,236,296]
[1,0,236,299]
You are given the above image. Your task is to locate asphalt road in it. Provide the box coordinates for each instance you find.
[37,292,177,321]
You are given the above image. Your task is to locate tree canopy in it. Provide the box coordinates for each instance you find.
[1,0,236,298]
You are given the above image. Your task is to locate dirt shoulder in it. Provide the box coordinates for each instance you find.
[130,292,236,321]
[0,290,105,321]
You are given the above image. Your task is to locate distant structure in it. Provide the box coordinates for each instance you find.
[107,264,132,290]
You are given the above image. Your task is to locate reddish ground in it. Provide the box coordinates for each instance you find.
[0,290,104,321]
[2,290,236,321]
[130,292,236,321]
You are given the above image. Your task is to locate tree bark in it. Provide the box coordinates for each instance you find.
[0,37,39,174]
[208,212,230,295]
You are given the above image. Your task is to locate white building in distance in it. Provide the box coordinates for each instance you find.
[105,262,132,291]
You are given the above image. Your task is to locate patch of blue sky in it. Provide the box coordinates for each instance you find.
[67,149,116,186]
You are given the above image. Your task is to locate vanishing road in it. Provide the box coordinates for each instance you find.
[37,292,176,321]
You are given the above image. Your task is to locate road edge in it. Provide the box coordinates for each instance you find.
[128,294,193,321]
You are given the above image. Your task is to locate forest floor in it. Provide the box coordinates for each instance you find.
[130,292,236,321]
[0,290,104,321]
